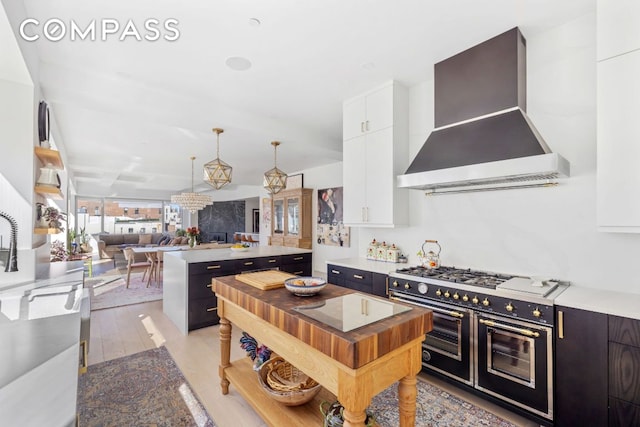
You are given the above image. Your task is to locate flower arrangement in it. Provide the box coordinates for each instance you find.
[186,227,200,238]
[186,227,200,247]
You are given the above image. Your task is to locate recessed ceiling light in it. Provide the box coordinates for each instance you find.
[248,18,261,27]
[225,56,252,71]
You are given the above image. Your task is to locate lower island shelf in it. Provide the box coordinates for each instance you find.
[226,357,338,425]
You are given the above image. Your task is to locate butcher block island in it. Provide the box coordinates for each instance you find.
[212,275,433,427]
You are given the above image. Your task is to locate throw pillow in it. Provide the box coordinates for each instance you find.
[169,238,181,246]
[180,236,190,244]
[138,234,152,245]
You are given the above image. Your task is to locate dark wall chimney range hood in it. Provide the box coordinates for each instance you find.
[397,27,570,195]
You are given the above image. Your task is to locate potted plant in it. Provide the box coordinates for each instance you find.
[42,206,67,231]
[79,226,92,253]
[186,227,200,247]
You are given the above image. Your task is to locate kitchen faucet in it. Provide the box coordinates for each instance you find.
[0,211,18,272]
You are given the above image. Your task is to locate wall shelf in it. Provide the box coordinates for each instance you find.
[34,185,63,200]
[34,227,62,235]
[34,146,63,169]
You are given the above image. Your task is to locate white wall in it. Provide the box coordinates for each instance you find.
[349,13,640,295]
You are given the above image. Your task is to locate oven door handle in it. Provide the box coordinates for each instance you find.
[389,296,464,318]
[479,318,540,337]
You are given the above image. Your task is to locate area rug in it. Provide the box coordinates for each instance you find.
[78,346,216,427]
[85,272,163,310]
[369,378,517,427]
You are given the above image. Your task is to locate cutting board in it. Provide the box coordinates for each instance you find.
[235,270,297,290]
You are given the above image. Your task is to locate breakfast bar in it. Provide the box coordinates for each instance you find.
[212,275,433,426]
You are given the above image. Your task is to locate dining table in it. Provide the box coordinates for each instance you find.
[130,246,184,285]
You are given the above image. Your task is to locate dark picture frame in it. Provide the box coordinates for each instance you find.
[252,208,260,233]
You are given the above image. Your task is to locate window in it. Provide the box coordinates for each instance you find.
[124,208,129,215]
[134,208,139,215]
[94,207,100,215]
[78,206,87,213]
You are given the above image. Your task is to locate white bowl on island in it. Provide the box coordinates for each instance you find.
[284,277,327,296]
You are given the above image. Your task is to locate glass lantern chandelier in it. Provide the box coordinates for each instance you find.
[263,141,288,194]
[171,156,213,213]
[203,128,232,189]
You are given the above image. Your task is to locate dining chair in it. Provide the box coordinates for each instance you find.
[123,247,152,288]
[247,235,259,246]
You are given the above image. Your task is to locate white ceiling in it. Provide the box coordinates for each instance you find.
[7,0,594,200]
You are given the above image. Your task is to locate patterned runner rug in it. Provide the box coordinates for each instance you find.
[370,379,517,427]
[85,271,162,310]
[78,347,216,427]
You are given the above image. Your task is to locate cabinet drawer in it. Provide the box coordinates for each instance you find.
[189,274,217,299]
[281,253,311,264]
[610,315,640,347]
[281,263,311,276]
[188,296,220,330]
[609,397,640,427]
[235,256,280,273]
[189,260,236,276]
[343,267,372,283]
[609,342,640,405]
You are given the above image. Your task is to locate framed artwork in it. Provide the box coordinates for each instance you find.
[261,197,271,232]
[285,173,303,190]
[317,187,350,247]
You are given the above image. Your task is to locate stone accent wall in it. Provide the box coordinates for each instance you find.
[198,201,245,243]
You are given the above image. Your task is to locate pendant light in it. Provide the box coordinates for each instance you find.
[171,156,213,213]
[203,128,232,189]
[263,141,288,194]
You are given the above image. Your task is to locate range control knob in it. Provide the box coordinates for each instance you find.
[462,294,469,302]
[392,280,399,287]
[453,292,460,300]
[472,296,479,305]
[404,282,411,290]
[506,302,514,312]
[444,290,451,298]
[533,307,542,318]
[435,289,442,297]
[482,298,490,307]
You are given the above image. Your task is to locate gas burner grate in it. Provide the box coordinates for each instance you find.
[396,266,513,289]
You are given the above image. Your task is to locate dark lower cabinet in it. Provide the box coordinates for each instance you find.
[280,253,312,276]
[554,305,608,427]
[187,252,312,331]
[327,264,388,298]
[188,259,235,331]
[609,315,640,426]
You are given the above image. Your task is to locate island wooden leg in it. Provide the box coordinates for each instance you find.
[219,316,232,395]
[342,406,368,427]
[398,375,418,427]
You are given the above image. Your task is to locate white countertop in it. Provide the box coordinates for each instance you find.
[326,257,405,275]
[555,285,640,321]
[165,246,311,263]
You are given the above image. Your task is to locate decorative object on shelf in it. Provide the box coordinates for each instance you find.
[417,239,441,269]
[203,128,233,189]
[36,163,61,187]
[317,187,350,247]
[367,239,379,260]
[38,100,50,148]
[257,356,321,406]
[320,400,376,427]
[171,156,213,213]
[239,332,272,370]
[38,205,66,231]
[263,141,287,194]
[0,210,18,272]
[186,226,200,247]
[284,173,303,190]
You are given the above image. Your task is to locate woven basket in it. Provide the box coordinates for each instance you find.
[258,357,321,406]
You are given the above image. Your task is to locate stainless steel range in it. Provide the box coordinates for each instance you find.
[388,265,568,423]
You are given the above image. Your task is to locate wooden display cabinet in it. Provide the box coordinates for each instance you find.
[270,188,312,249]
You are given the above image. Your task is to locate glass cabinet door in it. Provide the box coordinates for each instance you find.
[287,197,300,235]
[273,199,284,234]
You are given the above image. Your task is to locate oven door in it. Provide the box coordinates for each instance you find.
[389,292,472,385]
[474,312,553,420]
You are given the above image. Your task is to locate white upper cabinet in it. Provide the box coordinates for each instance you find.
[342,81,408,228]
[596,1,640,232]
[597,0,640,61]
[343,83,394,141]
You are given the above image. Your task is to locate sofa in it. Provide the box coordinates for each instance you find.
[96,232,189,260]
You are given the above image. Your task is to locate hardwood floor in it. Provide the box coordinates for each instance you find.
[88,295,537,426]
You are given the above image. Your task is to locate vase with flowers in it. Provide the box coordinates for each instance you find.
[186,227,200,248]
